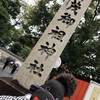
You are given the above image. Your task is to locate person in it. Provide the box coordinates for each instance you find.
[2,56,15,69]
[30,72,77,100]
[0,72,77,100]
[11,60,22,74]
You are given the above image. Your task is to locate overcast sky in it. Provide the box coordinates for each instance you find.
[25,0,40,5]
[25,0,63,5]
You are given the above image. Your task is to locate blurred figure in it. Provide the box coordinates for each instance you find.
[2,56,15,69]
[11,60,22,74]
[30,72,77,100]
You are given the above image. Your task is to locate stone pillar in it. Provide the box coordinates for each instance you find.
[13,0,92,89]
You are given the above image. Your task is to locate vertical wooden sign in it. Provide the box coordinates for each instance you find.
[14,0,92,89]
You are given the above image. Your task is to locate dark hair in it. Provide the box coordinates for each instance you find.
[56,72,77,98]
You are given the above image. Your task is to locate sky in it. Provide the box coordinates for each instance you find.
[25,0,63,5]
[25,0,37,5]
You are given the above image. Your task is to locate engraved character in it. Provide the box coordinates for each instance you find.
[67,0,83,15]
[38,42,56,60]
[48,26,66,42]
[58,13,75,27]
[27,60,44,77]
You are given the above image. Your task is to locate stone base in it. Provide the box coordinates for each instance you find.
[0,78,29,96]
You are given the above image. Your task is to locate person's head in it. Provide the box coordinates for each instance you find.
[30,72,77,100]
[56,72,77,98]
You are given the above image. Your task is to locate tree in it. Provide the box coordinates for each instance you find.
[60,0,100,78]
[10,42,31,59]
[0,0,21,46]
[21,0,100,79]
[0,2,10,37]
[1,0,99,78]
[0,0,32,59]
[22,0,61,37]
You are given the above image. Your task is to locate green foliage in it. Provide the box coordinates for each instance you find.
[0,2,9,22]
[9,42,31,59]
[21,0,100,77]
[17,45,31,59]
[18,35,38,48]
[22,0,61,35]
[2,28,23,46]
[0,0,100,78]
[0,0,21,39]
[0,0,21,19]
[0,0,31,59]
[61,0,100,77]
[0,2,10,37]
[10,43,22,54]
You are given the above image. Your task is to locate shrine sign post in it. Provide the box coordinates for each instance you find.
[13,0,92,89]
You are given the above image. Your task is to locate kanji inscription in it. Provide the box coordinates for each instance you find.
[67,0,84,15]
[13,0,92,89]
[38,42,56,60]
[48,26,66,42]
[58,13,75,27]
[27,60,44,77]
